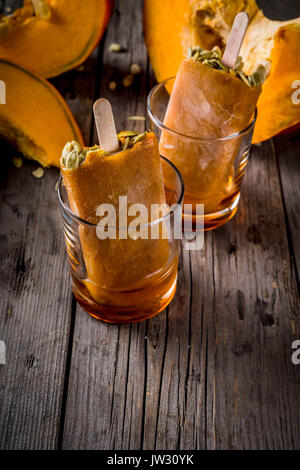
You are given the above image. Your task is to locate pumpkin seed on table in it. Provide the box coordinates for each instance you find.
[32,167,44,179]
[123,74,134,87]
[130,63,142,75]
[127,116,146,121]
[108,80,117,91]
[12,156,23,168]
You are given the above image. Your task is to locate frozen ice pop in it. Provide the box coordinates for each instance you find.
[159,45,266,212]
[60,131,170,302]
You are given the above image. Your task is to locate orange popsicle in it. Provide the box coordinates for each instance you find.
[61,132,170,304]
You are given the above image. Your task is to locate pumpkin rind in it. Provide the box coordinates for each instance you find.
[0,0,114,78]
[0,59,84,167]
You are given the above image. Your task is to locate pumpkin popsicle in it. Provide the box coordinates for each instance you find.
[159,45,266,213]
[60,131,170,305]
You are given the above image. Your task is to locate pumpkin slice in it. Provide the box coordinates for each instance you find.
[0,59,84,167]
[0,0,114,78]
[240,14,300,143]
[144,0,300,142]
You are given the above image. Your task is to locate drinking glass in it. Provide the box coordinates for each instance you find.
[147,77,256,230]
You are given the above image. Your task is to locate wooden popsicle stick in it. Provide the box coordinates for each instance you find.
[222,12,249,69]
[93,98,119,153]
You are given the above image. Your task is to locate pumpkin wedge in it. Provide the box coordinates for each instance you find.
[144,0,300,143]
[0,59,84,167]
[241,14,300,143]
[144,0,259,86]
[0,0,114,78]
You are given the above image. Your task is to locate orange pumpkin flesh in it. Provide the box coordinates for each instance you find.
[0,0,114,78]
[144,0,300,143]
[0,59,84,167]
[241,16,300,143]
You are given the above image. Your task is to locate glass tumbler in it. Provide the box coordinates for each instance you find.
[147,77,256,231]
[58,156,184,324]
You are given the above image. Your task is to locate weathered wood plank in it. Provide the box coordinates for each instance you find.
[0,148,73,449]
[274,132,300,285]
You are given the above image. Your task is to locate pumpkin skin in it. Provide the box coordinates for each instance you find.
[0,0,114,78]
[0,59,84,167]
[144,0,300,143]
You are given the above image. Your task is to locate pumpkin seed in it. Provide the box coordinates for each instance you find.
[122,137,130,151]
[109,43,126,52]
[118,131,139,138]
[200,50,213,59]
[65,150,79,170]
[127,116,146,121]
[108,80,117,91]
[251,64,267,86]
[32,167,45,178]
[235,56,244,71]
[130,63,142,75]
[132,132,147,144]
[212,46,222,57]
[237,70,252,87]
[31,0,51,20]
[123,74,134,87]
[187,45,266,87]
[61,140,82,166]
[118,131,147,150]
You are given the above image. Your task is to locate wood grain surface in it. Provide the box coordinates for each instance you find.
[0,0,299,450]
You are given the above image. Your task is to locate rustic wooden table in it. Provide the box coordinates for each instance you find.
[0,0,300,450]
